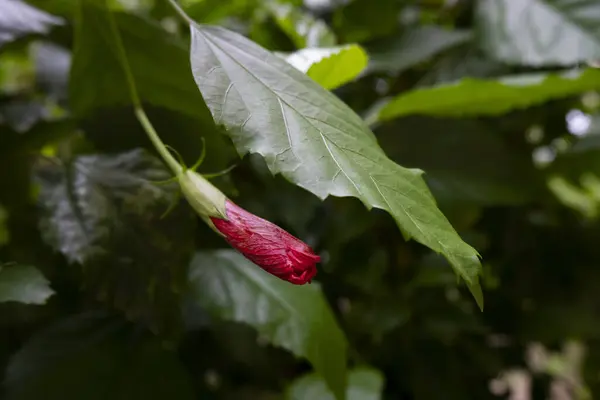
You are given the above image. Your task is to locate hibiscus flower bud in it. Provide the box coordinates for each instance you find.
[178,170,320,284]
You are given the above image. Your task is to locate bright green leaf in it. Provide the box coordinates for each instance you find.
[286,367,384,400]
[187,250,348,400]
[284,45,368,89]
[367,26,471,74]
[188,24,484,309]
[476,0,600,65]
[0,264,54,305]
[377,68,600,122]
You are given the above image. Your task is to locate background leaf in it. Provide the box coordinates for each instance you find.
[187,250,348,400]
[284,45,368,90]
[377,117,543,205]
[367,26,472,74]
[69,0,211,120]
[35,149,195,336]
[266,2,336,48]
[476,0,600,65]
[0,264,54,305]
[286,367,384,400]
[377,68,600,121]
[332,0,399,43]
[4,312,194,400]
[0,0,63,46]
[188,24,484,307]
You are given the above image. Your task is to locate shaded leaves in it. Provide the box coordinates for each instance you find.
[0,0,63,46]
[0,264,54,305]
[188,250,348,400]
[477,0,600,65]
[5,312,194,400]
[35,149,195,335]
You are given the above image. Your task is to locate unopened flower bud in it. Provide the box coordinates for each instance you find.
[178,170,319,284]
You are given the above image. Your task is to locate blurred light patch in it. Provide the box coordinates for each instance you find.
[566,109,591,136]
[532,146,555,167]
[525,125,544,144]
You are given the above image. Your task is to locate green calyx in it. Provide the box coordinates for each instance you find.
[149,136,233,226]
[178,169,228,221]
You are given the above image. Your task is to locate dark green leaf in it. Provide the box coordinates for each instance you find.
[283,45,368,89]
[367,26,472,74]
[332,0,399,43]
[187,250,348,400]
[286,367,384,400]
[414,47,509,87]
[0,0,63,46]
[35,149,195,335]
[69,0,212,121]
[188,24,484,308]
[476,0,600,65]
[0,119,75,158]
[377,117,542,205]
[377,68,600,122]
[0,205,8,245]
[5,313,194,400]
[0,264,54,305]
[184,0,257,24]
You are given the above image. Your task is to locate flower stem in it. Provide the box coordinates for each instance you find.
[165,0,195,26]
[105,4,181,175]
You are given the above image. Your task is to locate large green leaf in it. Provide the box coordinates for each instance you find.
[286,367,384,400]
[188,24,484,308]
[69,0,212,121]
[5,313,194,400]
[367,26,472,74]
[283,45,368,90]
[376,68,600,122]
[476,0,600,65]
[187,250,348,400]
[0,264,54,305]
[35,149,196,336]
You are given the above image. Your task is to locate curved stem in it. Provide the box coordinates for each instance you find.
[165,0,195,25]
[134,108,181,174]
[105,4,181,175]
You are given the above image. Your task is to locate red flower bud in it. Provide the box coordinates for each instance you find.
[210,200,320,285]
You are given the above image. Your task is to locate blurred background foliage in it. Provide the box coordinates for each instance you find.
[1,0,600,399]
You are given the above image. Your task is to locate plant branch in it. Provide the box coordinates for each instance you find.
[165,0,195,25]
[105,4,181,175]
